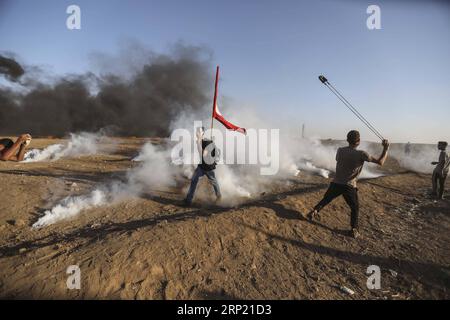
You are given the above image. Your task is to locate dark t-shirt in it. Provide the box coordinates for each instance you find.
[333,146,373,187]
[199,139,217,171]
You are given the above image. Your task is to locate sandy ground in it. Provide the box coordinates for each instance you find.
[0,138,449,300]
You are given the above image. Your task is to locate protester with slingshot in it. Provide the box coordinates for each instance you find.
[309,76,390,238]
[307,131,389,238]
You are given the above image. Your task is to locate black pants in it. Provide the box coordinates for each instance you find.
[314,182,359,229]
[432,172,447,199]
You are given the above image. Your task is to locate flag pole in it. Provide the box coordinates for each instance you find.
[211,66,219,140]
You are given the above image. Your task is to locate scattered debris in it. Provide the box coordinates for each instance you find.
[339,285,355,295]
[389,269,398,277]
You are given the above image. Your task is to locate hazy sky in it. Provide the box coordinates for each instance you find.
[0,0,449,143]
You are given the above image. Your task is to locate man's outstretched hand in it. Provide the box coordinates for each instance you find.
[371,139,390,166]
[196,128,204,142]
[19,134,31,142]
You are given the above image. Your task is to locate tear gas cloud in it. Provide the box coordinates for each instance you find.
[390,143,437,174]
[33,143,179,228]
[34,110,390,227]
[32,183,130,228]
[23,132,113,162]
[34,109,439,228]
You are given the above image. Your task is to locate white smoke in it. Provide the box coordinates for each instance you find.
[280,137,383,180]
[390,143,438,174]
[32,182,131,228]
[127,142,180,192]
[23,132,110,162]
[296,161,330,178]
[32,143,178,228]
[33,189,108,228]
[34,109,391,227]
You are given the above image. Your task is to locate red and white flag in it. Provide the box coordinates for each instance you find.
[211,66,246,135]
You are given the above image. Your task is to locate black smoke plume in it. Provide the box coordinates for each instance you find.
[0,45,211,137]
[0,55,25,82]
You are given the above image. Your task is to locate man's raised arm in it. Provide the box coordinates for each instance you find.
[196,127,204,158]
[370,139,390,166]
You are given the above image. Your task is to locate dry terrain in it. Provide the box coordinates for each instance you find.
[0,138,449,299]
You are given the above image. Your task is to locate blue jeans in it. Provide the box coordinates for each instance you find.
[185,166,221,203]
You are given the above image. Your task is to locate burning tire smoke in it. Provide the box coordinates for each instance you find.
[0,45,211,137]
[0,54,25,82]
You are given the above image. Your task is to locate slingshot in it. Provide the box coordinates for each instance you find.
[319,75,384,141]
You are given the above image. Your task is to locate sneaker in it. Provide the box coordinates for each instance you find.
[307,209,320,221]
[350,228,360,239]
